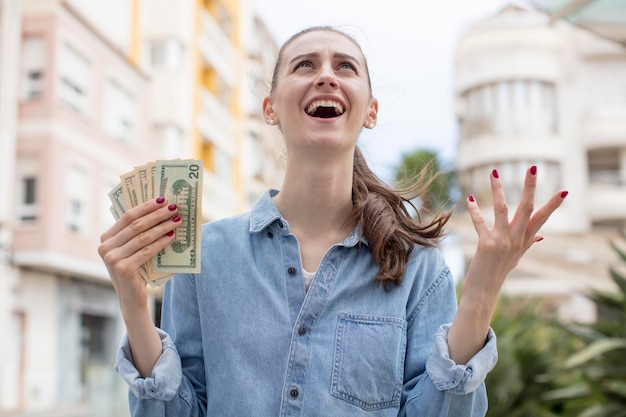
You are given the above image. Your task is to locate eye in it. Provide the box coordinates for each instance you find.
[294,60,313,70]
[338,62,357,72]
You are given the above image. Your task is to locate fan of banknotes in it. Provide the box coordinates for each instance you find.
[108,159,203,287]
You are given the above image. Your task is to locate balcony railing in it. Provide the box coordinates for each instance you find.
[589,169,624,187]
[198,10,236,87]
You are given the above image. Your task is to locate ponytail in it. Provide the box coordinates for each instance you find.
[350,147,451,288]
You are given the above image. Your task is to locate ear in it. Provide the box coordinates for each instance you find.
[363,98,379,129]
[263,96,277,125]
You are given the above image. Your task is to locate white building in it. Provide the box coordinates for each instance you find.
[453,3,626,321]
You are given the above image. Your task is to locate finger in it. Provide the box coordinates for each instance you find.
[122,214,182,260]
[490,169,509,231]
[510,165,537,236]
[527,190,568,236]
[101,215,182,276]
[101,197,167,243]
[99,200,179,261]
[466,194,490,237]
[113,221,180,273]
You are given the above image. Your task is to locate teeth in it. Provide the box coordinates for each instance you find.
[306,100,344,115]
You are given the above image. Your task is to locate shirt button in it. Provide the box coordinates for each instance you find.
[267,231,273,238]
[287,267,296,275]
[290,388,299,398]
[298,326,307,336]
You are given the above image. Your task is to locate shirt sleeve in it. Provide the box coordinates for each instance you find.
[114,273,207,417]
[426,324,497,395]
[399,264,498,417]
[115,328,182,400]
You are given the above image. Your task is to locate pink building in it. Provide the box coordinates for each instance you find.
[2,1,152,415]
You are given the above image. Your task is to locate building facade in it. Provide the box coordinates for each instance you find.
[453,4,626,321]
[0,0,282,415]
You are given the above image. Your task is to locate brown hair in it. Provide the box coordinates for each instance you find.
[270,26,451,288]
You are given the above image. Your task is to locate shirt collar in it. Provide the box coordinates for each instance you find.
[249,189,284,233]
[249,189,368,248]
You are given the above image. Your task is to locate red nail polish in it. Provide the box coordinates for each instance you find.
[530,165,537,176]
[166,230,174,237]
[537,237,544,242]
[561,191,569,199]
[468,194,475,202]
[492,169,499,179]
[172,215,182,223]
[156,196,165,204]
[168,203,177,211]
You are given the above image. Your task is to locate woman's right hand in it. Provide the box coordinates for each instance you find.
[98,196,180,316]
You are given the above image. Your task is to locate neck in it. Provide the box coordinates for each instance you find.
[273,152,355,237]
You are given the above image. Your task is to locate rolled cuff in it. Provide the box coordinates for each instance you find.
[425,324,498,395]
[115,328,182,401]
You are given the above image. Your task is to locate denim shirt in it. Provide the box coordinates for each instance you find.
[116,190,498,417]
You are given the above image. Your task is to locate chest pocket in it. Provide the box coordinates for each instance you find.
[331,313,407,411]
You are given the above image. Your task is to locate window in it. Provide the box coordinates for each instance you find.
[462,80,557,139]
[588,148,621,186]
[80,314,112,366]
[20,177,38,222]
[150,41,166,67]
[16,159,39,223]
[58,44,90,113]
[66,165,90,233]
[148,39,183,70]
[103,81,135,142]
[21,37,45,100]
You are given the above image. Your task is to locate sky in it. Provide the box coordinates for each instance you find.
[251,0,528,182]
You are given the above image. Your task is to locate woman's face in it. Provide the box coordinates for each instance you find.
[263,30,378,156]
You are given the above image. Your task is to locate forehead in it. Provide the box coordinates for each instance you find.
[281,30,366,64]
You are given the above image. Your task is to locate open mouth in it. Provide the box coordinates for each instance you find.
[305,100,345,119]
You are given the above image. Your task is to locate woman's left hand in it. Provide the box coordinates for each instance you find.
[448,165,567,364]
[463,165,568,303]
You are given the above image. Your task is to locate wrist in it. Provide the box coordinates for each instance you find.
[120,300,153,328]
[457,283,498,328]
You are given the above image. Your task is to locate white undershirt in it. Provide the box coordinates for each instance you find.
[303,269,316,291]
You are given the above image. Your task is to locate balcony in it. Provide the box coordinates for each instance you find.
[197,87,236,155]
[582,106,626,148]
[198,10,236,87]
[588,177,626,223]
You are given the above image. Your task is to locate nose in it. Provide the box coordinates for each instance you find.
[316,64,339,88]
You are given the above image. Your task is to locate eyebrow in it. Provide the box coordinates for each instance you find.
[288,52,361,67]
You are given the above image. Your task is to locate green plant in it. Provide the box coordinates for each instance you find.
[485,300,577,417]
[394,149,455,211]
[544,232,626,416]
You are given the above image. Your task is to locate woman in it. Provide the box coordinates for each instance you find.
[99,26,567,416]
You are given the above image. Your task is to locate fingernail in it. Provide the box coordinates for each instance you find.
[537,237,544,242]
[530,165,537,176]
[168,203,177,211]
[561,191,569,199]
[468,194,475,202]
[492,169,499,179]
[166,230,175,237]
[172,215,182,223]
[156,196,165,204]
